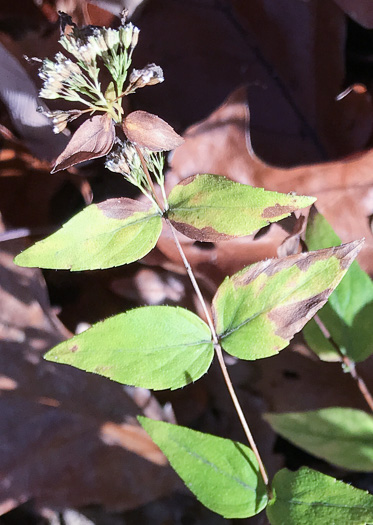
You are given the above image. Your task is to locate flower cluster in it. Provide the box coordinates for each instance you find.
[37,11,172,200]
[59,24,139,64]
[106,140,148,187]
[38,13,163,127]
[126,64,164,94]
[105,139,166,206]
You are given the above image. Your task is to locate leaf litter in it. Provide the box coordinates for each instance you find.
[1,0,373,523]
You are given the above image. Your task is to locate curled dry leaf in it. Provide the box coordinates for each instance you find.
[51,114,115,173]
[277,215,306,258]
[123,110,184,151]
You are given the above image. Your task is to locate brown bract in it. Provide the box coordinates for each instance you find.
[123,110,184,151]
[51,114,115,173]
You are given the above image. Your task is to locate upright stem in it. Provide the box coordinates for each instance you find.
[166,220,216,340]
[344,357,373,413]
[166,219,271,494]
[314,315,373,413]
[214,341,270,491]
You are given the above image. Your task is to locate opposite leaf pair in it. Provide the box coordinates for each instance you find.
[42,239,362,390]
[14,173,316,270]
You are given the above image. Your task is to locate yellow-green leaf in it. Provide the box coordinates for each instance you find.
[213,242,362,360]
[167,173,315,241]
[139,417,268,518]
[267,467,373,524]
[304,209,373,362]
[44,306,213,390]
[265,408,373,471]
[14,198,162,271]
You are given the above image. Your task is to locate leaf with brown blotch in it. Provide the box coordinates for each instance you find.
[123,110,184,151]
[51,114,115,173]
[14,198,162,271]
[167,173,315,242]
[213,241,363,361]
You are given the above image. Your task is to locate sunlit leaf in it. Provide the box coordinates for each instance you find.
[264,407,373,471]
[44,306,213,390]
[304,209,373,362]
[51,114,115,172]
[167,174,315,241]
[213,242,362,360]
[267,467,373,524]
[139,417,268,518]
[14,198,162,270]
[123,110,184,151]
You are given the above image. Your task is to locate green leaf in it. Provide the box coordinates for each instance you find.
[212,242,362,360]
[304,209,373,362]
[138,417,268,518]
[14,198,162,270]
[167,174,315,241]
[267,467,373,525]
[44,306,213,390]
[264,408,373,471]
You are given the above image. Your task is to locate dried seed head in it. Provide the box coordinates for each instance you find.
[38,108,83,133]
[105,145,131,175]
[129,64,164,90]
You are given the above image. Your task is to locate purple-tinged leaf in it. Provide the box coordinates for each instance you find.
[51,114,115,173]
[123,110,184,151]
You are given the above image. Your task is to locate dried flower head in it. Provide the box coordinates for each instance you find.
[37,13,181,176]
[37,108,83,134]
[127,64,164,93]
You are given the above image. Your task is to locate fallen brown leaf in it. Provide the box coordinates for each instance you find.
[0,240,180,514]
[333,0,373,28]
[169,88,373,273]
[133,0,373,164]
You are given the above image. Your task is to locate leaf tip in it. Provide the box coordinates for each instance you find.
[337,238,364,269]
[13,251,32,268]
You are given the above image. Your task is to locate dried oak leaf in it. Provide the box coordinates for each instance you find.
[51,114,115,173]
[123,110,184,151]
[169,88,373,273]
[133,0,372,165]
[0,240,180,514]
[333,0,373,28]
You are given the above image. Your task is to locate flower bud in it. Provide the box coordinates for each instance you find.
[131,26,139,48]
[104,28,120,50]
[119,24,133,48]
